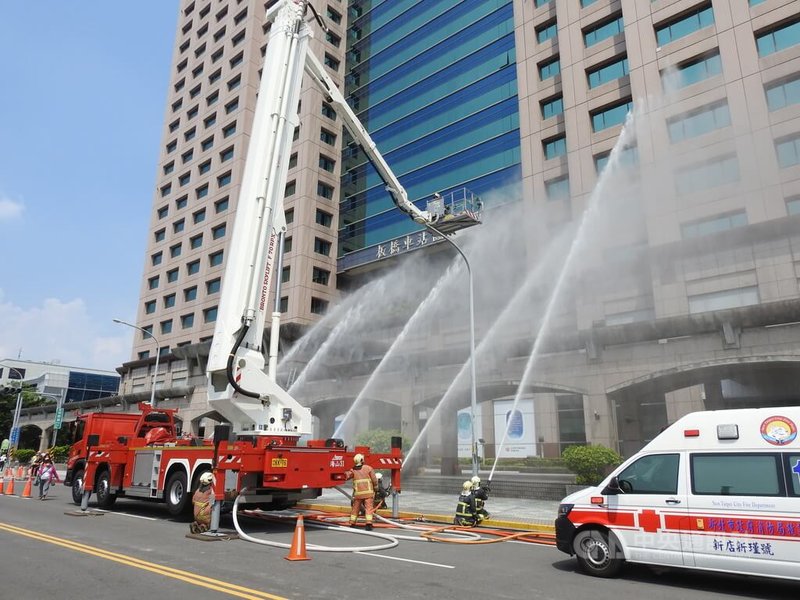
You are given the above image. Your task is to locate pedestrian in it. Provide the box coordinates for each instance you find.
[37,457,60,500]
[454,480,478,526]
[30,452,43,478]
[344,453,378,530]
[190,471,214,534]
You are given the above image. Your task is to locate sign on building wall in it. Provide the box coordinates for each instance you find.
[493,399,536,458]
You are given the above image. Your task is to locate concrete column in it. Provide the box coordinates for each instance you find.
[440,407,460,476]
[703,379,725,411]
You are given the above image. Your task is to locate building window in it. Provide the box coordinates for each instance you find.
[170,243,182,258]
[557,394,586,448]
[316,209,333,227]
[209,250,224,266]
[212,224,226,239]
[206,278,220,294]
[667,100,731,143]
[587,56,628,88]
[539,56,561,81]
[324,53,340,71]
[223,122,237,137]
[193,209,206,224]
[285,208,294,224]
[312,267,330,285]
[190,234,203,249]
[173,219,185,233]
[534,0,551,6]
[319,154,336,172]
[776,133,800,168]
[756,18,800,57]
[145,300,156,314]
[151,252,162,266]
[198,159,211,175]
[766,74,800,111]
[541,95,563,119]
[214,26,226,42]
[182,149,194,164]
[591,99,633,132]
[219,146,234,162]
[167,268,179,283]
[207,90,219,106]
[166,140,177,153]
[181,313,195,329]
[281,266,290,284]
[202,136,214,151]
[288,153,298,169]
[215,197,229,213]
[314,237,332,256]
[545,175,570,200]
[681,211,747,239]
[688,286,759,314]
[164,294,176,309]
[158,206,169,219]
[160,183,172,197]
[204,306,218,323]
[317,181,335,199]
[664,50,722,89]
[229,51,244,69]
[179,172,191,186]
[225,98,239,114]
[217,171,232,187]
[537,20,557,44]
[279,296,288,313]
[204,113,217,128]
[320,128,337,145]
[655,3,714,47]
[675,154,739,195]
[583,14,623,47]
[187,260,200,275]
[326,30,341,47]
[310,297,329,315]
[543,135,567,160]
[321,102,336,120]
[174,79,185,93]
[196,184,209,199]
[283,236,293,253]
[148,276,160,290]
[187,105,199,120]
[326,7,341,24]
[154,228,166,242]
[184,286,197,301]
[163,161,175,175]
[184,127,196,142]
[169,118,180,133]
[285,180,296,197]
[594,145,638,173]
[176,196,188,210]
[189,84,201,99]
[227,74,241,91]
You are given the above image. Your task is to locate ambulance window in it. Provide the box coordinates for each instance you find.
[785,454,800,496]
[617,453,679,494]
[691,453,782,496]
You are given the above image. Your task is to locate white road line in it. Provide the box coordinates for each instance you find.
[96,510,157,521]
[356,551,455,569]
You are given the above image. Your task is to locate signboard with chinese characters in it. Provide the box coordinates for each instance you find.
[338,229,445,271]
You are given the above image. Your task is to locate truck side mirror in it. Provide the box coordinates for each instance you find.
[603,476,622,495]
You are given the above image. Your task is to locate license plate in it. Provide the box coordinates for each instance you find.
[271,458,288,468]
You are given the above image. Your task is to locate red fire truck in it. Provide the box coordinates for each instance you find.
[70,1,478,520]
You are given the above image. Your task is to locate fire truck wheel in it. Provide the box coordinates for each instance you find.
[71,468,85,505]
[573,528,624,578]
[95,469,117,509]
[165,471,191,516]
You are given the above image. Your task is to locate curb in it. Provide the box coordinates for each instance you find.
[296,502,555,533]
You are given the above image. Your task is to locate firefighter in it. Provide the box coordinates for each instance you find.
[471,475,490,523]
[374,472,391,511]
[190,471,214,534]
[454,480,478,526]
[345,453,378,530]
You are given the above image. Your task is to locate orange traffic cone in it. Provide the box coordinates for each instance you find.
[21,476,32,499]
[4,475,14,496]
[16,467,23,479]
[285,515,311,561]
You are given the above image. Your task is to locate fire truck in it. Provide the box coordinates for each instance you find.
[70,0,480,519]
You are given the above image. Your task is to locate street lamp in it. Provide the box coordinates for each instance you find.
[113,318,161,407]
[0,363,26,452]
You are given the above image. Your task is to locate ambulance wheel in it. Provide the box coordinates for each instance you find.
[71,468,85,505]
[165,471,190,517]
[573,529,623,578]
[95,469,117,509]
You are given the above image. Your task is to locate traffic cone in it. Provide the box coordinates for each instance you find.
[21,476,32,499]
[16,467,23,479]
[4,475,14,496]
[285,515,310,561]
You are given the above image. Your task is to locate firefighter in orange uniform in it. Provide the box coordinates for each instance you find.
[190,471,214,534]
[345,453,378,530]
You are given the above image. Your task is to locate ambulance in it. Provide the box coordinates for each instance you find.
[555,407,800,580]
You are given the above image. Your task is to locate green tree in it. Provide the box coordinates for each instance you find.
[354,429,409,453]
[561,444,623,485]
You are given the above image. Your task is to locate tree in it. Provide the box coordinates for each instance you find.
[561,444,623,486]
[354,429,409,454]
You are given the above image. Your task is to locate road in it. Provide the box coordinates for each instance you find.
[0,491,798,599]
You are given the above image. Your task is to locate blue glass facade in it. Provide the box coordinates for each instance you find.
[65,371,120,403]
[339,0,520,264]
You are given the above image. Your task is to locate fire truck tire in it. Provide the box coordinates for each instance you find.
[573,528,624,578]
[165,471,191,516]
[95,469,117,509]
[71,468,85,505]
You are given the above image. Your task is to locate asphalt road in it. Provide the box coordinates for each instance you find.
[1,491,799,600]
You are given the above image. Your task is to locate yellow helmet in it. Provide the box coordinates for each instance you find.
[462,480,473,492]
[353,453,364,466]
[471,476,481,487]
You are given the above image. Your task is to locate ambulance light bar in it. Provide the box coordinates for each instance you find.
[717,424,739,440]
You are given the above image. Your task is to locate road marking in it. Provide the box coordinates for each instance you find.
[356,551,454,569]
[95,509,157,521]
[0,522,287,600]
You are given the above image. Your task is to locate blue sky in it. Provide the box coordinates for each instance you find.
[0,2,179,371]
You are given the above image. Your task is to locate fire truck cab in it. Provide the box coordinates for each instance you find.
[556,407,800,581]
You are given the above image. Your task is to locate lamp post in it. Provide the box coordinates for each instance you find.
[426,224,479,478]
[1,363,26,452]
[113,318,161,407]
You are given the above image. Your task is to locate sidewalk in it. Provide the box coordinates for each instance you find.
[303,487,559,531]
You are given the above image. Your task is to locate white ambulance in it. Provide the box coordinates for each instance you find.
[555,407,800,580]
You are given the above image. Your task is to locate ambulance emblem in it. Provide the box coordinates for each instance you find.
[760,416,797,446]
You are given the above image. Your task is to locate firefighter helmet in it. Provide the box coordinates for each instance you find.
[471,476,481,487]
[462,480,473,492]
[199,472,213,485]
[353,453,364,466]
[375,472,383,480]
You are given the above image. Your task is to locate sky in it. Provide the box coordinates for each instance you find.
[0,2,180,372]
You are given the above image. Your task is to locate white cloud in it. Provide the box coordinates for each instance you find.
[0,197,24,221]
[0,290,130,372]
